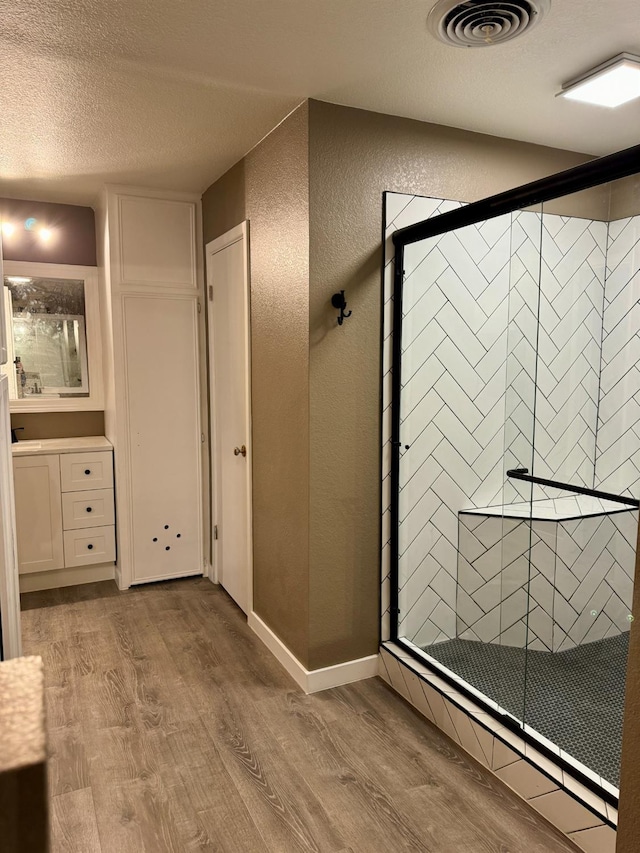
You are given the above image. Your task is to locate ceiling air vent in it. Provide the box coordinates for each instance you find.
[427,0,551,48]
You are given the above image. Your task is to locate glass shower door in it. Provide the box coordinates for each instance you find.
[447,205,543,727]
[396,206,535,724]
[514,190,639,789]
[390,152,640,809]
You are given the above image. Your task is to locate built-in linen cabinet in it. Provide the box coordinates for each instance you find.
[12,437,116,590]
[97,187,204,587]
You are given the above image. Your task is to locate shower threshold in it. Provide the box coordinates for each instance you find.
[424,634,628,787]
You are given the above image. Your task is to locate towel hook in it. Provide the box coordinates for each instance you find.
[331,290,352,326]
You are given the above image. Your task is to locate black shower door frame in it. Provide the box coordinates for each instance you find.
[387,141,640,809]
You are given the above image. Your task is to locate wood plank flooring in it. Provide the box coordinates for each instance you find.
[20,578,580,853]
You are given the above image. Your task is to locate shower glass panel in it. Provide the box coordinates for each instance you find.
[396,206,539,722]
[391,156,640,797]
[439,205,545,727]
[514,181,640,787]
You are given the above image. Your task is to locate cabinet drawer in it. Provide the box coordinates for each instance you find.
[60,452,113,492]
[63,525,116,567]
[62,488,115,531]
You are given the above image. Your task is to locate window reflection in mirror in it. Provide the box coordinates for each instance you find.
[2,276,89,399]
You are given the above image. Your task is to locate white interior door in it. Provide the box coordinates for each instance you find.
[207,222,252,614]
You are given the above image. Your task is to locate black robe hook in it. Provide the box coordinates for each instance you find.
[331,290,352,326]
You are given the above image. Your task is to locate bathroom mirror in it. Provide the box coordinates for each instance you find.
[0,262,103,412]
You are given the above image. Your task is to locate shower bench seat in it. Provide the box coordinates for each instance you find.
[461,494,634,521]
[456,498,637,652]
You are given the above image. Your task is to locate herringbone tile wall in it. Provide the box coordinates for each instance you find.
[595,215,640,497]
[381,195,462,642]
[505,214,607,504]
[382,193,639,650]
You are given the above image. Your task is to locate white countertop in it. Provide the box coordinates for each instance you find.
[12,436,113,457]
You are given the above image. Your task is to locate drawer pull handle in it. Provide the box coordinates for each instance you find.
[86,507,93,513]
[87,544,94,550]
[84,469,91,475]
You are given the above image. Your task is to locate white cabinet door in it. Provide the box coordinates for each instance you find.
[13,454,64,574]
[0,375,21,657]
[123,294,202,583]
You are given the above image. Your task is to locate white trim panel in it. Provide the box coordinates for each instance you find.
[0,375,21,658]
[18,561,115,593]
[248,611,379,694]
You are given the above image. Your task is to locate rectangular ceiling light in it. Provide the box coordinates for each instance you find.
[560,53,640,107]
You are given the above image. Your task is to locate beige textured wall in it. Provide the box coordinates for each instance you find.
[202,103,311,665]
[306,99,593,668]
[611,174,640,220]
[201,160,246,243]
[203,99,603,671]
[10,411,105,440]
[530,185,610,219]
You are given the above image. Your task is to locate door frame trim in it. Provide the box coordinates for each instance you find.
[205,222,253,615]
[0,375,22,659]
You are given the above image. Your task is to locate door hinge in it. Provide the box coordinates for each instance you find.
[197,300,202,314]
[201,433,205,443]
[214,525,218,540]
[208,285,213,302]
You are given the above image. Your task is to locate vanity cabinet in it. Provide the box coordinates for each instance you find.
[12,437,116,585]
[12,455,64,573]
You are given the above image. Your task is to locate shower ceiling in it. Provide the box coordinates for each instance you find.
[0,0,638,203]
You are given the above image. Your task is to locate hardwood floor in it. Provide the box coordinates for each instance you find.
[21,578,579,853]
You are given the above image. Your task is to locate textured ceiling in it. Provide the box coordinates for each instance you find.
[1,0,639,204]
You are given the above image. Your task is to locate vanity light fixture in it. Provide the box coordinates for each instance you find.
[560,53,640,107]
[0,220,55,243]
[5,276,32,284]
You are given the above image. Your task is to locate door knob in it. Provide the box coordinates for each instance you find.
[234,445,247,457]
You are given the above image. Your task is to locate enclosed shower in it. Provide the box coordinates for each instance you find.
[385,147,640,802]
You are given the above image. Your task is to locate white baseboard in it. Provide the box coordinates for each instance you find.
[19,562,116,593]
[248,611,379,694]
